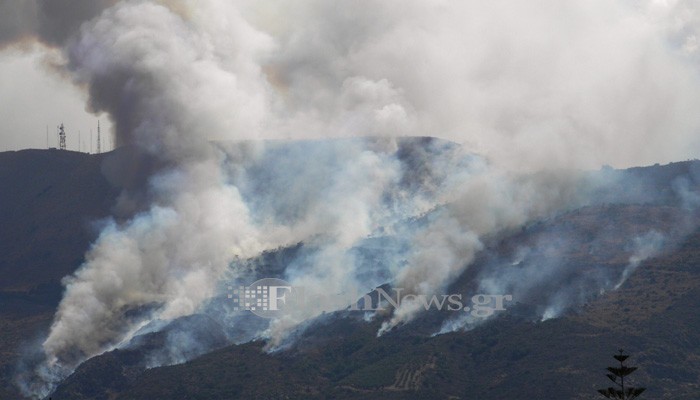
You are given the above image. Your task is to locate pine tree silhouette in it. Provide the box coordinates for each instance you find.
[598,349,645,399]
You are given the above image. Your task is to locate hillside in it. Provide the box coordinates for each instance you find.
[53,203,700,400]
[0,149,120,399]
[1,147,699,399]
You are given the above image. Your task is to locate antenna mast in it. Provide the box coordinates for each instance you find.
[58,123,67,150]
[97,120,101,154]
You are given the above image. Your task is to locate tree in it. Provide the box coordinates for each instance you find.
[597,349,645,399]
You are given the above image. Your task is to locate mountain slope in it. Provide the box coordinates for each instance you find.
[98,205,700,400]
[1,148,699,399]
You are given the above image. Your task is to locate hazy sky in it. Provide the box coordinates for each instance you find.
[0,44,112,152]
[1,0,700,168]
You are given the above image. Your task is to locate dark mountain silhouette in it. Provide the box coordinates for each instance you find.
[1,145,699,399]
[0,149,114,292]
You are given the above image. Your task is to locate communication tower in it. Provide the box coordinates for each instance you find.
[58,123,66,150]
[97,120,101,154]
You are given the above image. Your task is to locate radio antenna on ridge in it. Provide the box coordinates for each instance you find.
[58,123,66,151]
[97,120,101,154]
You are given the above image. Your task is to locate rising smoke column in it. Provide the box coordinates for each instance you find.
[23,1,286,396]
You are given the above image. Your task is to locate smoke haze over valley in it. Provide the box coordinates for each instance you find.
[1,1,700,399]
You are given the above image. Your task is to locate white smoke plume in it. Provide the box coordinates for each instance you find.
[379,167,589,333]
[6,0,700,397]
[615,230,666,289]
[22,1,285,396]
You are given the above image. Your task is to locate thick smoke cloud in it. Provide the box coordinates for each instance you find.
[67,1,273,158]
[5,0,700,166]
[249,0,700,169]
[0,0,116,48]
[8,0,700,398]
[20,1,281,396]
[0,1,36,46]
